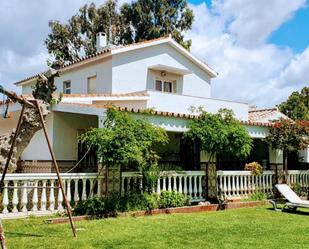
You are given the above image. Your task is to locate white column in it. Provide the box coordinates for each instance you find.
[32,180,39,212]
[97,179,102,196]
[198,176,203,199]
[2,181,9,214]
[173,176,177,191]
[227,176,231,197]
[49,180,55,211]
[66,180,71,203]
[168,176,172,191]
[22,181,28,213]
[58,186,64,211]
[12,181,19,213]
[235,175,239,196]
[162,177,166,191]
[157,178,161,194]
[74,179,79,201]
[183,176,188,195]
[178,176,183,194]
[193,175,198,199]
[41,180,47,211]
[82,179,87,200]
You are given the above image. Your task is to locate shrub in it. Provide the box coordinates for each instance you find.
[73,195,118,218]
[291,183,304,197]
[73,191,190,217]
[245,162,263,176]
[158,191,190,209]
[242,192,269,201]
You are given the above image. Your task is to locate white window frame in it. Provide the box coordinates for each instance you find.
[87,75,97,94]
[63,80,71,94]
[155,79,176,93]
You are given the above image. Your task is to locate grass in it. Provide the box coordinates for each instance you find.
[2,206,309,249]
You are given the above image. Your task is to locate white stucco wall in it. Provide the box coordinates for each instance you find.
[111,43,211,97]
[21,113,54,160]
[52,112,98,160]
[147,91,249,121]
[54,58,112,94]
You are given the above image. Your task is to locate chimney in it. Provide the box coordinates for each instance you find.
[96,32,107,52]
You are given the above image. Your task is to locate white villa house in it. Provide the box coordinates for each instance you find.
[0,34,308,216]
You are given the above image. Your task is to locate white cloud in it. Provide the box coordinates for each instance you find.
[0,0,308,108]
[187,1,308,108]
[213,0,306,47]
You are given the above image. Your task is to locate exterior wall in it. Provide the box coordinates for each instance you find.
[21,113,54,160]
[147,91,249,121]
[245,125,269,138]
[21,82,35,94]
[0,111,21,135]
[52,112,98,160]
[111,43,211,97]
[55,58,112,94]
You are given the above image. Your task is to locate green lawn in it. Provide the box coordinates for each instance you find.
[3,206,309,249]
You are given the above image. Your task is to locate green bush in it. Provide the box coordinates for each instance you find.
[73,191,190,217]
[291,183,304,197]
[158,191,190,208]
[73,195,118,218]
[245,192,269,201]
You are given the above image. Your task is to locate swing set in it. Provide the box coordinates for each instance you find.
[0,85,76,248]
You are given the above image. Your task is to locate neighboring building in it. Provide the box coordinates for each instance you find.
[0,35,307,173]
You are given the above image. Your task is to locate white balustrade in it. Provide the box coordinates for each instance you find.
[121,171,206,202]
[287,170,309,192]
[217,171,274,199]
[0,173,103,217]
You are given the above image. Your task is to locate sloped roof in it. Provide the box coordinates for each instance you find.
[248,107,289,123]
[14,36,217,86]
[56,102,274,127]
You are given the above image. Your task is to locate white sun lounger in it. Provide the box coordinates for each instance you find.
[270,184,309,211]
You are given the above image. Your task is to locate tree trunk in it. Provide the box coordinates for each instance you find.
[0,102,49,173]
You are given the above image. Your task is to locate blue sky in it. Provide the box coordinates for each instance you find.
[269,5,309,53]
[190,0,309,53]
[0,0,308,108]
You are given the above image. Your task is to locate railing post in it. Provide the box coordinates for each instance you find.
[22,181,28,213]
[2,181,9,214]
[49,180,55,211]
[32,180,38,212]
[41,180,47,211]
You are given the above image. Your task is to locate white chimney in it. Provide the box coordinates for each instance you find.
[96,32,107,52]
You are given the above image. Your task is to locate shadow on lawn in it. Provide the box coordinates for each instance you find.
[5,231,64,238]
[267,207,309,216]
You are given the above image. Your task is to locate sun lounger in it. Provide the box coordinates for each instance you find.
[270,184,309,211]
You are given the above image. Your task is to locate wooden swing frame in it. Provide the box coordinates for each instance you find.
[0,86,76,248]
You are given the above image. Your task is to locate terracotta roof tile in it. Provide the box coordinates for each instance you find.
[248,107,288,123]
[57,103,274,127]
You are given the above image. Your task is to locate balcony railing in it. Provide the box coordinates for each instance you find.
[121,171,205,202]
[0,173,103,218]
[217,171,274,199]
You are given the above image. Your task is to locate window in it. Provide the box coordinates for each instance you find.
[87,76,97,94]
[155,80,162,91]
[63,80,71,94]
[155,80,176,93]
